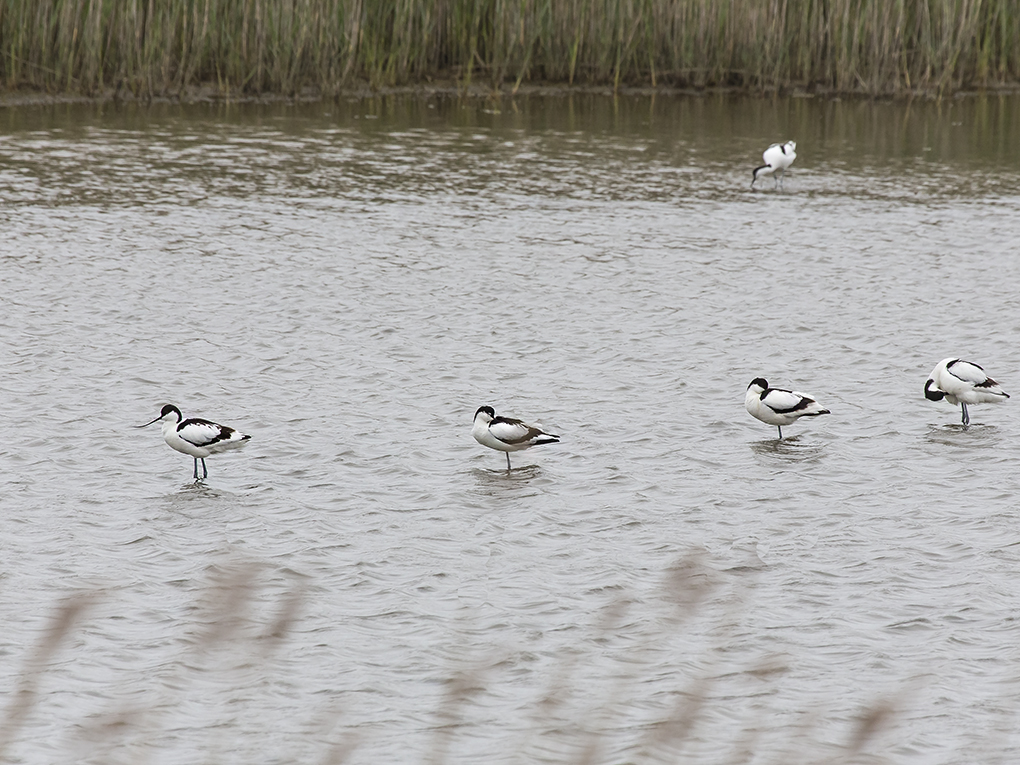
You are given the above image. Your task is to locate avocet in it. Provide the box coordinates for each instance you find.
[924,358,1009,426]
[138,404,251,480]
[745,378,830,438]
[751,141,797,189]
[472,405,559,470]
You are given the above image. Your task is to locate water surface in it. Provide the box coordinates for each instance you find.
[1,93,1020,764]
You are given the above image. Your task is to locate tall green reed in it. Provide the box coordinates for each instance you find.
[0,0,1016,96]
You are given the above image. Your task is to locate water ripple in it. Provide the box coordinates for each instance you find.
[0,94,1019,764]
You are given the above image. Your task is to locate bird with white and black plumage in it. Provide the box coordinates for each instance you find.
[472,405,560,470]
[924,358,1009,427]
[745,378,830,439]
[751,141,797,189]
[137,404,251,480]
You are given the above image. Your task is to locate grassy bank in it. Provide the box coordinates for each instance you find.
[1,0,1017,98]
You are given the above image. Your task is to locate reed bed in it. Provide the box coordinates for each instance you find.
[0,0,1017,97]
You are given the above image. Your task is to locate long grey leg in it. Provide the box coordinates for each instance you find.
[777,425,783,439]
[961,403,970,427]
[200,458,208,479]
[505,452,511,471]
[193,458,200,479]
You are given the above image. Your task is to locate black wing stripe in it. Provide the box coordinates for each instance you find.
[179,418,236,447]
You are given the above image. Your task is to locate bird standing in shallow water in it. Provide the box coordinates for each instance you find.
[137,404,251,480]
[924,358,1009,427]
[745,378,830,439]
[472,405,559,470]
[751,141,797,189]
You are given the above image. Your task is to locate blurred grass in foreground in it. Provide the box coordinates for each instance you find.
[0,552,901,763]
[0,0,1017,98]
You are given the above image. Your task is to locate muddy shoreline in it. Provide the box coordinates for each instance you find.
[2,79,1019,108]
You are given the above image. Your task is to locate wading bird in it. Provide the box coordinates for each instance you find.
[924,358,1009,427]
[751,141,797,189]
[137,404,251,480]
[472,405,559,470]
[745,378,830,439]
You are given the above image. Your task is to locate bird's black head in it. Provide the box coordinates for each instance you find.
[923,379,945,401]
[137,403,182,429]
[475,405,495,419]
[749,378,769,390]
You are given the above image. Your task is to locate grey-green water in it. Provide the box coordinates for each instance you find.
[2,93,1020,764]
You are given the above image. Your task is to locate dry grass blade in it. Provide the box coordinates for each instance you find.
[0,593,96,759]
[187,560,262,649]
[65,559,307,762]
[317,730,363,765]
[425,663,489,765]
[821,691,903,764]
[631,675,712,761]
[661,549,718,619]
[847,699,896,752]
[257,582,306,655]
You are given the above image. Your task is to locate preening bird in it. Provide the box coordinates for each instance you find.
[924,358,1009,426]
[751,141,797,189]
[745,378,830,439]
[472,405,559,470]
[137,404,251,480]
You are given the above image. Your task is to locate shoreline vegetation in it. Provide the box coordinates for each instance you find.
[0,555,900,761]
[1,0,1018,103]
